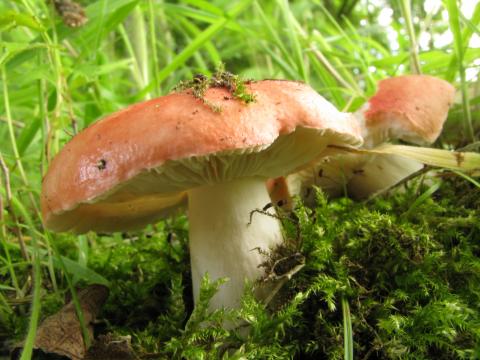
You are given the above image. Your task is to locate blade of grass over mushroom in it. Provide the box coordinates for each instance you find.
[328,144,480,174]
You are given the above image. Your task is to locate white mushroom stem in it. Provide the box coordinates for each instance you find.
[188,176,284,310]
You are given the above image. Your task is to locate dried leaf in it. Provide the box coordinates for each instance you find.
[52,0,88,28]
[11,284,109,360]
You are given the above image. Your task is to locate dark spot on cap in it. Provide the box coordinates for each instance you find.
[97,159,107,170]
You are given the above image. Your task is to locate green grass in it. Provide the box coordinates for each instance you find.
[0,0,480,359]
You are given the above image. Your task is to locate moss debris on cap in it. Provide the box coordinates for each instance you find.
[173,64,256,111]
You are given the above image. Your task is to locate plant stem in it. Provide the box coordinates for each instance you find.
[148,0,161,96]
[130,6,150,98]
[445,0,475,142]
[400,0,422,74]
[1,67,39,216]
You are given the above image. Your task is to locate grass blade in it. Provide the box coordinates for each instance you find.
[331,144,480,174]
[399,0,421,74]
[153,0,253,88]
[403,181,442,218]
[444,0,475,141]
[342,296,354,360]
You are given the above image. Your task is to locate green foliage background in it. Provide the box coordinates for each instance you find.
[0,0,479,359]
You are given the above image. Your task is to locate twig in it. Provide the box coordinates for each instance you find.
[364,165,432,202]
[248,207,285,226]
[0,116,24,128]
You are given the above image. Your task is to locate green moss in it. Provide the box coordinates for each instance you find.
[173,64,256,112]
[5,177,478,359]
[72,176,479,359]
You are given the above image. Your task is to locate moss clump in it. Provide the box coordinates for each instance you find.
[12,176,476,359]
[173,64,256,112]
[108,177,480,359]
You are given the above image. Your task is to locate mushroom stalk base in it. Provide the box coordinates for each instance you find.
[188,177,284,310]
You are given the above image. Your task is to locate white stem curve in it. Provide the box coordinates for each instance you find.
[188,177,283,310]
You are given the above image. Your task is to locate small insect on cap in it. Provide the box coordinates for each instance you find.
[41,80,362,233]
[362,75,456,146]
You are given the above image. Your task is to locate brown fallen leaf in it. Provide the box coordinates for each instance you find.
[11,284,109,360]
[51,0,88,28]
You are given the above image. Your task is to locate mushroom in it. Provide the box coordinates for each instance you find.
[41,80,362,310]
[271,75,456,205]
